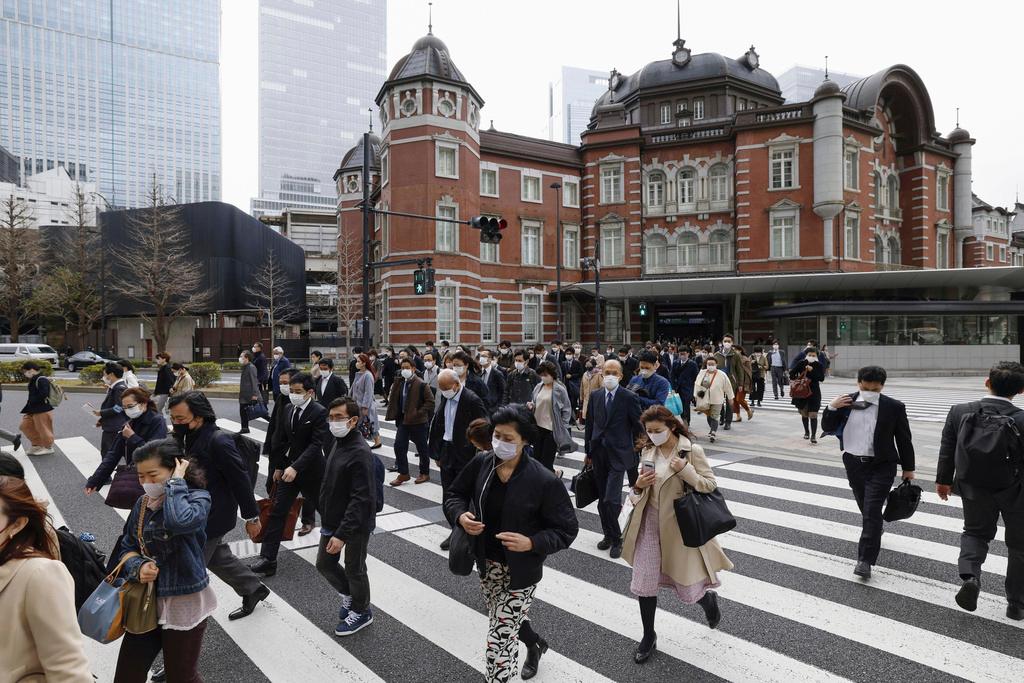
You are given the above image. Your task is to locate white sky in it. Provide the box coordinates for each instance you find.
[221,0,1023,212]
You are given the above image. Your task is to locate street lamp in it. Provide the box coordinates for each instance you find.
[89,192,113,354]
[580,256,601,346]
[550,182,563,340]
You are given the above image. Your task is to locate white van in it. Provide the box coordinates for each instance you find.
[0,343,60,365]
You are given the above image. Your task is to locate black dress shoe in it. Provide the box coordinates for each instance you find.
[149,665,166,682]
[698,590,722,629]
[229,584,270,621]
[853,560,871,579]
[722,424,731,431]
[386,465,399,473]
[597,537,612,551]
[955,577,980,612]
[440,534,451,551]
[12,434,21,452]
[249,558,277,577]
[1007,604,1023,621]
[609,541,623,559]
[520,637,548,680]
[634,634,657,664]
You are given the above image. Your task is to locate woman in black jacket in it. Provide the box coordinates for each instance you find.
[84,387,168,494]
[19,361,54,454]
[789,347,827,444]
[444,404,578,682]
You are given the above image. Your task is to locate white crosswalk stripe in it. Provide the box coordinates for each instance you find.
[13,412,1022,682]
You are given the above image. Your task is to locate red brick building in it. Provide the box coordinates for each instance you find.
[337,31,1023,373]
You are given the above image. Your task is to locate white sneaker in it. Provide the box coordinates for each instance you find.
[33,447,54,455]
[26,446,43,455]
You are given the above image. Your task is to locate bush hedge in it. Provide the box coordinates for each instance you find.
[188,362,221,388]
[220,361,241,371]
[77,364,106,385]
[0,360,55,384]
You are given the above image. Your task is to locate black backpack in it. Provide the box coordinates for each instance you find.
[55,526,108,611]
[956,403,1024,488]
[233,432,262,489]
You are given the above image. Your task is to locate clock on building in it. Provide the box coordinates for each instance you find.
[672,38,691,67]
[744,46,759,70]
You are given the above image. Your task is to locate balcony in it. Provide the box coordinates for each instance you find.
[643,244,734,276]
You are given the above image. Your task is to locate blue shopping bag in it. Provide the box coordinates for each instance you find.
[665,391,683,417]
[77,552,136,644]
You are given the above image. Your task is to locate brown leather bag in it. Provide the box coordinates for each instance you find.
[789,367,813,399]
[253,484,304,543]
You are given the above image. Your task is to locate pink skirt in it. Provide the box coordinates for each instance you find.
[629,504,717,604]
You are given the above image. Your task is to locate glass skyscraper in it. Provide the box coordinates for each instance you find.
[0,0,221,208]
[251,0,386,218]
[547,66,610,145]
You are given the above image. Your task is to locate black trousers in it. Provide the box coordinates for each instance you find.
[842,453,897,565]
[316,532,371,612]
[751,376,765,402]
[393,421,430,476]
[101,429,118,461]
[534,427,557,472]
[239,403,251,430]
[114,620,208,683]
[959,487,1024,608]
[591,448,627,541]
[770,367,787,398]
[439,442,468,508]
[260,468,322,561]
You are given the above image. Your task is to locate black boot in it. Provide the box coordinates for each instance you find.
[634,633,657,663]
[520,637,548,679]
[698,590,721,629]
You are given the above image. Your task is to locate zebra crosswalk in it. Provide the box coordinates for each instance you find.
[8,413,1023,682]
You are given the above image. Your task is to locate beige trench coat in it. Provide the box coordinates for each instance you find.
[622,438,734,587]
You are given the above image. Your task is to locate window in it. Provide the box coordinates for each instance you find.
[936,172,949,211]
[708,230,731,266]
[645,233,669,271]
[600,165,623,203]
[481,302,498,343]
[987,243,995,261]
[437,286,456,342]
[523,294,541,343]
[844,148,858,190]
[770,213,797,258]
[381,150,390,185]
[564,303,581,342]
[436,203,458,252]
[562,224,579,268]
[888,237,901,265]
[770,148,795,189]
[522,173,541,202]
[678,233,698,266]
[563,180,579,207]
[480,168,498,197]
[660,104,671,124]
[737,99,746,111]
[435,142,458,179]
[522,221,541,266]
[874,235,886,264]
[600,223,625,266]
[874,173,883,211]
[886,176,899,216]
[709,165,730,203]
[678,168,696,206]
[693,98,705,120]
[844,213,860,259]
[936,231,949,268]
[605,304,624,344]
[1000,246,1007,263]
[646,172,665,207]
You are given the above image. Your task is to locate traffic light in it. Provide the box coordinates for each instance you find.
[470,216,507,243]
[413,268,426,295]
[638,301,648,317]
[425,266,436,293]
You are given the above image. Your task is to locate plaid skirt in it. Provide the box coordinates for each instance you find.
[629,504,717,604]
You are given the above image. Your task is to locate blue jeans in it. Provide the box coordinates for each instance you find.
[393,422,430,476]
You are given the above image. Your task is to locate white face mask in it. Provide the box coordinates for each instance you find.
[858,390,880,402]
[453,366,467,376]
[514,362,525,371]
[639,368,653,378]
[647,430,670,446]
[251,347,258,353]
[602,375,619,390]
[424,361,435,369]
[772,345,779,350]
[480,358,490,367]
[492,437,519,460]
[238,356,246,364]
[706,364,718,372]
[441,388,457,400]
[329,420,352,438]
[541,375,554,385]
[722,342,732,351]
[401,368,414,380]
[289,392,307,406]
[142,481,166,498]
[125,405,145,419]
[273,354,282,360]
[806,356,818,363]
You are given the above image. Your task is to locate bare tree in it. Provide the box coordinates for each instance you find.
[336,223,363,356]
[0,194,40,342]
[244,250,299,349]
[28,184,105,347]
[108,178,211,354]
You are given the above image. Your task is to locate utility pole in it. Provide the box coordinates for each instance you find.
[581,256,601,346]
[360,131,371,350]
[550,182,563,340]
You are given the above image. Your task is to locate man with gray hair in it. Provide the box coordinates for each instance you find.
[428,368,486,549]
[269,346,291,401]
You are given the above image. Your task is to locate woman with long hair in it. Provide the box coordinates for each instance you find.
[0,476,91,681]
[622,405,733,664]
[350,353,382,449]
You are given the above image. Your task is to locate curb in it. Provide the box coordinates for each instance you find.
[2,385,238,399]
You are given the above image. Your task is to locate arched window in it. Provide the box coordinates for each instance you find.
[645,232,669,271]
[888,236,901,265]
[874,173,883,211]
[677,232,698,267]
[678,168,696,206]
[646,171,665,207]
[709,165,730,203]
[874,235,886,264]
[886,175,899,216]
[708,230,731,266]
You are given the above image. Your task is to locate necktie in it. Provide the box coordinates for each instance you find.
[606,391,613,411]
[291,406,301,432]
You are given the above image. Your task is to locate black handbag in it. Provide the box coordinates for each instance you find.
[447,525,477,576]
[571,465,599,509]
[673,485,737,548]
[882,479,922,522]
[244,401,269,422]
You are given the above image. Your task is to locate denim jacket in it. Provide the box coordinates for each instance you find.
[118,478,212,597]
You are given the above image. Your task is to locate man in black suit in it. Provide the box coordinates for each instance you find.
[263,367,317,535]
[315,358,349,407]
[937,361,1024,620]
[616,346,639,387]
[250,372,333,576]
[543,340,565,381]
[822,365,914,579]
[477,348,506,411]
[673,348,699,425]
[585,358,642,559]
[428,368,486,550]
[95,362,129,459]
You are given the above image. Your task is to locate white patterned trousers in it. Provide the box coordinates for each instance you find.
[480,560,537,683]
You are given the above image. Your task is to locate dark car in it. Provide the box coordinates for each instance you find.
[64,351,114,372]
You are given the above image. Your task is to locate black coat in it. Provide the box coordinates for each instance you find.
[673,359,699,399]
[428,387,487,467]
[98,380,128,432]
[444,451,578,590]
[180,422,260,539]
[315,373,349,408]
[86,408,168,490]
[252,351,269,383]
[21,375,53,414]
[821,392,915,471]
[561,359,584,386]
[480,367,506,410]
[788,361,826,413]
[270,400,332,475]
[937,397,1021,498]
[465,372,490,410]
[619,356,639,386]
[320,431,377,541]
[154,364,175,395]
[584,386,642,469]
[504,368,540,405]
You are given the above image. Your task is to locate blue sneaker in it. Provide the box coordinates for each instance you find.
[337,594,353,621]
[335,607,373,636]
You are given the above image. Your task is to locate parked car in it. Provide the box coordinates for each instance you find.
[0,343,60,366]
[64,351,114,373]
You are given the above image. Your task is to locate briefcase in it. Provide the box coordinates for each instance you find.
[882,479,922,522]
[571,465,599,509]
[253,484,304,543]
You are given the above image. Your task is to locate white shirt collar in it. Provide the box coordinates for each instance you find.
[983,395,1013,403]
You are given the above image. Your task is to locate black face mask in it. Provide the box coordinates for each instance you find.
[172,423,191,438]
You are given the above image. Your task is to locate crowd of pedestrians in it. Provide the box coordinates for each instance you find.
[0,338,1022,682]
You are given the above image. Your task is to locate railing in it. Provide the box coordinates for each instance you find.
[755,107,806,123]
[650,126,727,144]
[643,245,734,276]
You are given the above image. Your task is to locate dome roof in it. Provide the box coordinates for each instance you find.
[814,78,842,98]
[947,126,971,143]
[337,133,381,175]
[377,32,482,105]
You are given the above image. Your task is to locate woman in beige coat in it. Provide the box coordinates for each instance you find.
[0,475,92,682]
[693,357,735,442]
[622,406,733,664]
